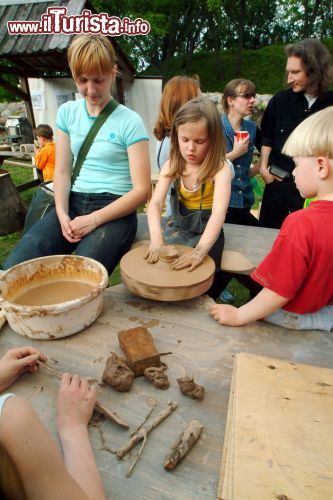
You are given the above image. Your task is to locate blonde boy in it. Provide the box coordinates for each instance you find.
[210,107,333,331]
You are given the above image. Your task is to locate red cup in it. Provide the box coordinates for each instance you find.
[235,131,249,141]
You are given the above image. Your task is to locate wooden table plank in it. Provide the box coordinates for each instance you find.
[1,284,333,499]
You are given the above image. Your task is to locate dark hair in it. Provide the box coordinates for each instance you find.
[222,79,256,113]
[35,124,53,140]
[285,38,333,97]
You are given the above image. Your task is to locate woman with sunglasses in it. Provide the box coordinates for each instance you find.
[221,79,262,227]
[217,79,262,304]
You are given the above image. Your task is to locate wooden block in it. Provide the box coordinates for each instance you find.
[220,250,255,274]
[118,327,160,376]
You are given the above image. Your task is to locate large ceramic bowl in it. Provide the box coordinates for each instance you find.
[0,255,108,339]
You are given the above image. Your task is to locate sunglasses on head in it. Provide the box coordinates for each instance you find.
[234,92,256,99]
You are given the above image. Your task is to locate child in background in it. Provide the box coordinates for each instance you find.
[34,124,55,182]
[210,107,333,331]
[146,97,232,275]
[0,347,105,500]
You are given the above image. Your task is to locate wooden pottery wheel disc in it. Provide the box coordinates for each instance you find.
[120,244,215,301]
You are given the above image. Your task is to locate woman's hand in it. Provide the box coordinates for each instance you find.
[0,347,47,392]
[144,242,163,264]
[58,213,82,243]
[232,136,249,158]
[69,213,97,239]
[170,248,206,272]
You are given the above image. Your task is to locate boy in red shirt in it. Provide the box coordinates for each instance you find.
[210,107,333,331]
[34,124,55,182]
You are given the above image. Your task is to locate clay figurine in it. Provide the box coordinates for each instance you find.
[177,376,204,400]
[102,352,134,392]
[144,363,169,389]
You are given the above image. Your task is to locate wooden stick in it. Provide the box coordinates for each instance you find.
[39,361,129,429]
[164,419,204,470]
[117,400,177,458]
[0,310,7,332]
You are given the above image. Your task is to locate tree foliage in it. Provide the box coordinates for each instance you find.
[92,0,333,79]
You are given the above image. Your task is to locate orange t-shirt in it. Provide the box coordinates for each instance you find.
[34,142,55,182]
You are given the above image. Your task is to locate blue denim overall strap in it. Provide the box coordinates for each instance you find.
[163,179,224,268]
[166,178,211,234]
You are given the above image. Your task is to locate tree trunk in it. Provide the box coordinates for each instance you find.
[0,169,26,235]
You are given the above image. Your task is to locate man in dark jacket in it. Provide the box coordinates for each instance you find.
[259,38,333,228]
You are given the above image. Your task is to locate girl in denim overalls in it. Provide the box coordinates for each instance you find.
[146,97,232,273]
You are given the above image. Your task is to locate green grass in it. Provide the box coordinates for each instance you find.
[0,164,259,306]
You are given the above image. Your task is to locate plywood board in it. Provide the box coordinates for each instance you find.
[219,353,333,500]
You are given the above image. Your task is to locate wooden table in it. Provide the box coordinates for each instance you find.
[1,284,333,499]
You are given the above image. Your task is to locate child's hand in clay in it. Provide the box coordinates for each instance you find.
[0,347,47,392]
[171,248,206,272]
[210,303,240,326]
[144,242,163,264]
[57,374,96,436]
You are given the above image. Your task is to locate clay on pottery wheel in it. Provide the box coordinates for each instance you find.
[120,244,215,301]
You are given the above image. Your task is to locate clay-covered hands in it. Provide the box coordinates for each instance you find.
[144,242,163,264]
[57,374,96,435]
[0,346,47,392]
[171,247,206,272]
[210,303,240,326]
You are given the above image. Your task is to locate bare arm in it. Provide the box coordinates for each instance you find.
[145,161,173,263]
[259,145,275,184]
[196,162,232,254]
[210,287,289,326]
[57,374,105,500]
[69,140,151,239]
[53,129,77,243]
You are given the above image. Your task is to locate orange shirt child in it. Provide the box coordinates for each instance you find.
[34,124,55,182]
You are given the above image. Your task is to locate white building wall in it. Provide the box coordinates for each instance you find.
[124,77,162,173]
[28,76,162,173]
